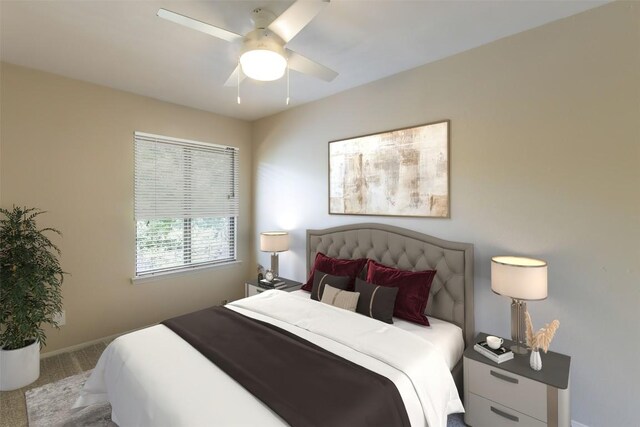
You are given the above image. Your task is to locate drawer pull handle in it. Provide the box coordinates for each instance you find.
[490,370,519,384]
[490,406,520,422]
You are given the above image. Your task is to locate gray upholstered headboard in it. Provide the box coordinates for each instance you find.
[307,223,474,347]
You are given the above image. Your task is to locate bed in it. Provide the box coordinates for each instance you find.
[306,223,475,388]
[74,223,474,427]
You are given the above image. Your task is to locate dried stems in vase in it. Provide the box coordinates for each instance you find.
[525,311,560,353]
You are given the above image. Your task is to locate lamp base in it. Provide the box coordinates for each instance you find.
[270,253,279,278]
[511,299,528,354]
[510,344,529,355]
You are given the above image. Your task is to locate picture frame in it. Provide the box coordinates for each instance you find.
[328,120,450,218]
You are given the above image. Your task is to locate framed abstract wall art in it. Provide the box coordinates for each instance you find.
[329,120,450,218]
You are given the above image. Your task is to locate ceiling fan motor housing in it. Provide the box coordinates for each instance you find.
[241,29,286,59]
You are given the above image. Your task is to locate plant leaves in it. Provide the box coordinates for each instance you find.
[0,206,66,350]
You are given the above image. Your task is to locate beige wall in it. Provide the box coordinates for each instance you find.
[252,3,639,427]
[0,63,253,353]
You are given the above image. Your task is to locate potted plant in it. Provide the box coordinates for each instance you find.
[0,206,65,390]
[525,311,560,371]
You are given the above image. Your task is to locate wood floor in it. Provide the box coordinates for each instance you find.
[0,342,108,427]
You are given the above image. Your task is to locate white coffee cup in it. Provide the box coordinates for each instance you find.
[486,335,504,350]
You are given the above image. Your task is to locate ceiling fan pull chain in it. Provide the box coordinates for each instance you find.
[286,64,290,105]
[237,61,241,105]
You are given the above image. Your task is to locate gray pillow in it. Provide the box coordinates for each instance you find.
[355,278,399,324]
[311,270,351,301]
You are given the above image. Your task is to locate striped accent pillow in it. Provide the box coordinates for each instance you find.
[354,278,399,324]
[311,270,351,301]
[320,284,360,312]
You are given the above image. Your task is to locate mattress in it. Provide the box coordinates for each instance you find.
[75,290,463,427]
[290,289,465,370]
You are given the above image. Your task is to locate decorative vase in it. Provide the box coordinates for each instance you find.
[530,349,542,371]
[0,340,40,391]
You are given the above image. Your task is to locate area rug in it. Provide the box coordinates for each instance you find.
[25,370,115,427]
[25,370,467,426]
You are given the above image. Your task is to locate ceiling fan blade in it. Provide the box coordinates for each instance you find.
[157,9,243,43]
[268,0,329,44]
[224,65,246,87]
[287,50,338,82]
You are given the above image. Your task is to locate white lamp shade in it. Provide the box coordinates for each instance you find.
[260,232,289,253]
[240,49,287,81]
[491,256,548,300]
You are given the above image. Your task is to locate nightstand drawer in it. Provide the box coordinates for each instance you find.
[467,392,546,427]
[466,358,547,422]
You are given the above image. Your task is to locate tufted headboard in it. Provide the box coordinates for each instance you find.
[307,223,474,347]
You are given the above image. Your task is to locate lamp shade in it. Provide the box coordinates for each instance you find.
[260,231,289,253]
[491,256,548,300]
[240,49,287,81]
[239,30,287,82]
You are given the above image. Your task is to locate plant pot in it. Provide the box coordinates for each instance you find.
[0,340,40,391]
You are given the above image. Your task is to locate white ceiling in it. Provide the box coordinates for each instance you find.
[1,0,607,121]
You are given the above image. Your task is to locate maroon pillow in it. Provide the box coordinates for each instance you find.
[302,253,367,292]
[365,259,436,326]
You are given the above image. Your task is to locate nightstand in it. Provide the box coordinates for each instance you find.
[464,332,571,427]
[244,277,303,298]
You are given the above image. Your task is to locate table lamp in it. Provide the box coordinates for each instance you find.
[260,231,289,278]
[491,256,548,354]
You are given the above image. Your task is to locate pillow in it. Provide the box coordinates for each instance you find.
[366,259,436,326]
[320,284,360,312]
[354,278,399,324]
[302,253,367,292]
[311,270,351,301]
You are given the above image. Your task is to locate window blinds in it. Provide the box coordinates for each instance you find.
[134,132,239,276]
[134,132,239,220]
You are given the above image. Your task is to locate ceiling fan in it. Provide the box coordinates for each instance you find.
[157,0,338,87]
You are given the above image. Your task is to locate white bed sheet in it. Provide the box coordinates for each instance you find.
[290,290,465,370]
[75,290,463,427]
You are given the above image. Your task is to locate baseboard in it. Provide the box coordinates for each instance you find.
[40,323,156,359]
[572,420,590,427]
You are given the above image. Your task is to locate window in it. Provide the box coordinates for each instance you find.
[134,132,238,277]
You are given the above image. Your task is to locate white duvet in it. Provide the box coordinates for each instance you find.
[74,290,463,427]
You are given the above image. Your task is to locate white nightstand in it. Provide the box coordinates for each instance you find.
[464,333,571,427]
[244,278,303,298]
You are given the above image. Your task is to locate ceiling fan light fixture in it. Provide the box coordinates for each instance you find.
[157,2,338,89]
[240,49,287,82]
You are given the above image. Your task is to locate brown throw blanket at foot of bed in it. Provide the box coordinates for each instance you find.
[162,306,410,427]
